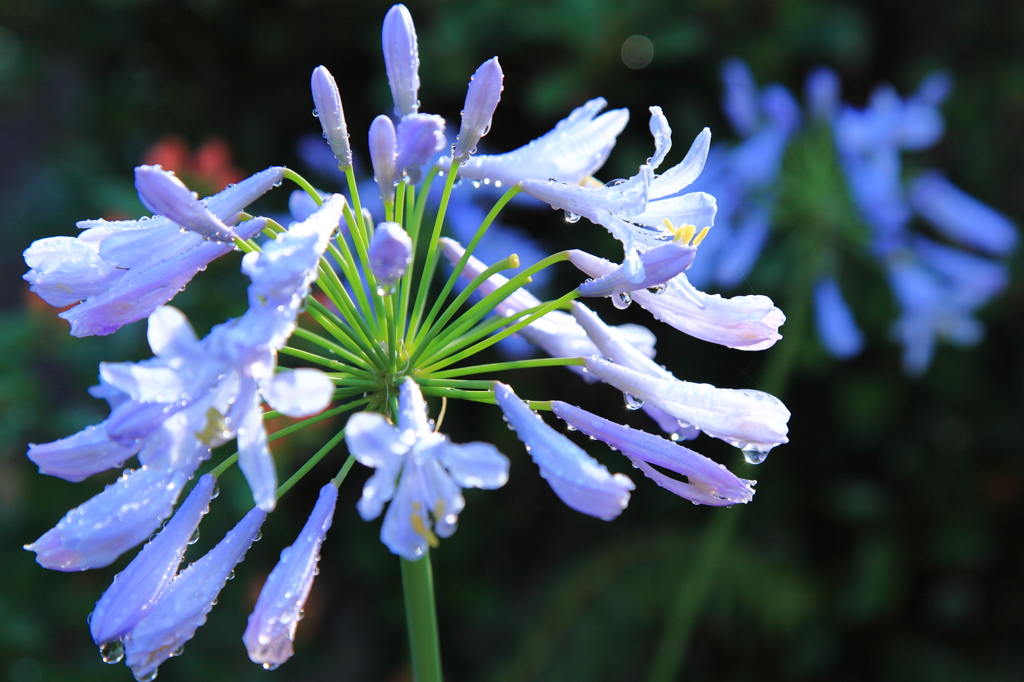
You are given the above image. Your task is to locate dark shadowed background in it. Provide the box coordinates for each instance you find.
[1,0,1022,680]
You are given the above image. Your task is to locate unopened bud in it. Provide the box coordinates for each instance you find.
[453,57,503,164]
[311,66,353,170]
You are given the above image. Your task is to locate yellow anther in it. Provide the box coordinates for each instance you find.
[410,502,440,548]
[692,226,710,247]
[194,407,228,445]
[508,253,520,268]
[663,218,698,245]
[433,499,446,520]
[582,176,603,189]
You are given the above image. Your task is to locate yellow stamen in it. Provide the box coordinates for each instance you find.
[692,226,710,247]
[410,502,440,548]
[194,407,228,445]
[582,176,603,189]
[663,218,698,245]
[508,253,520,268]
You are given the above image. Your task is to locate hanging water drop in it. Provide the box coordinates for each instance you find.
[99,640,124,664]
[741,445,769,465]
[613,292,632,310]
[263,663,280,671]
[647,283,667,295]
[563,211,581,223]
[312,108,319,117]
[624,394,644,410]
[187,528,200,545]
[135,669,159,682]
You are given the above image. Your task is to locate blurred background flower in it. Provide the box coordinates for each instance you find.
[1,1,1022,681]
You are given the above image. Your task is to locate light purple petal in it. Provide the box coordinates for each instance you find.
[27,422,141,483]
[368,221,413,287]
[552,402,755,505]
[396,114,446,183]
[574,243,696,298]
[22,237,124,307]
[25,466,190,571]
[237,392,277,512]
[433,441,509,490]
[262,368,334,418]
[134,166,236,242]
[89,475,216,645]
[909,171,1018,256]
[369,115,398,203]
[244,483,337,667]
[493,383,633,520]
[124,506,266,680]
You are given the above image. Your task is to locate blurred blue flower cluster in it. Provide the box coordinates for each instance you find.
[688,59,1017,375]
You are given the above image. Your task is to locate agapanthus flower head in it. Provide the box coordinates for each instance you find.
[23,7,797,678]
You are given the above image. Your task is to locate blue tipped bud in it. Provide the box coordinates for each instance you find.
[382,4,420,118]
[311,66,352,170]
[369,115,398,204]
[453,57,503,164]
[369,222,412,288]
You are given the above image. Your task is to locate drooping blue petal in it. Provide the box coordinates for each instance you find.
[244,483,337,668]
[27,422,141,483]
[908,171,1018,256]
[551,402,755,506]
[574,243,695,298]
[493,383,633,520]
[25,466,191,571]
[124,506,266,680]
[89,475,216,646]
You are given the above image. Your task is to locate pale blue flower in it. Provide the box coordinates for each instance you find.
[453,57,504,163]
[345,378,509,560]
[25,466,191,571]
[311,65,352,170]
[382,3,420,119]
[458,98,628,187]
[551,402,755,506]
[89,475,216,646]
[812,276,865,360]
[244,483,338,667]
[23,166,285,336]
[520,116,716,282]
[493,383,634,520]
[123,506,267,680]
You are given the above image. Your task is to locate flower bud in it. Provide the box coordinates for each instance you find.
[453,57,503,163]
[396,113,446,183]
[369,115,398,203]
[311,66,352,170]
[382,4,420,118]
[134,166,236,242]
[369,222,412,288]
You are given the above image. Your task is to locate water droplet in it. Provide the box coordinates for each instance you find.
[227,569,236,580]
[624,394,644,410]
[254,530,263,542]
[187,528,200,545]
[741,445,769,465]
[566,425,576,431]
[563,211,581,223]
[263,663,280,671]
[312,108,319,117]
[99,640,124,664]
[135,669,159,682]
[171,645,185,658]
[670,433,681,442]
[472,181,481,188]
[604,178,627,187]
[613,292,632,310]
[647,283,667,295]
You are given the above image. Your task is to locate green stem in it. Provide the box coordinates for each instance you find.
[401,551,444,682]
[427,357,584,379]
[409,167,460,339]
[284,169,323,206]
[276,427,347,499]
[644,510,739,682]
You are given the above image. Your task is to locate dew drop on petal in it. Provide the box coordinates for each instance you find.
[563,211,581,223]
[613,292,632,310]
[624,394,644,410]
[187,528,200,545]
[99,640,124,664]
[742,445,769,465]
